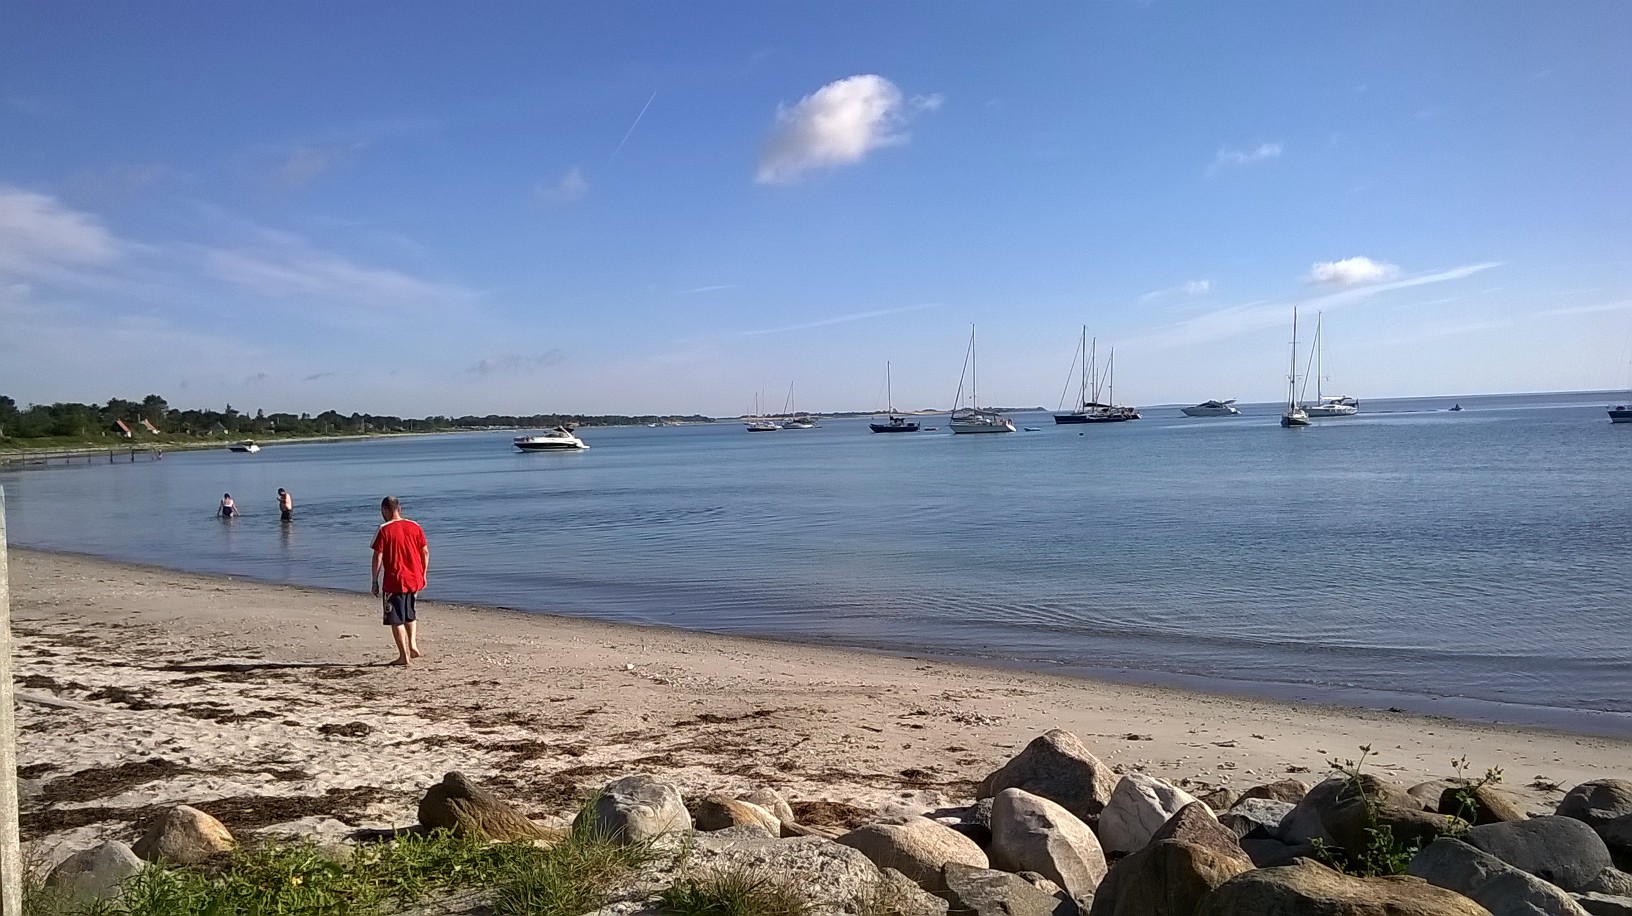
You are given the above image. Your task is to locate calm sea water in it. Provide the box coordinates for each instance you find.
[5,391,1630,735]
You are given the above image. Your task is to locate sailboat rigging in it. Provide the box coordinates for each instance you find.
[1281,308,1311,428]
[870,362,921,433]
[948,325,1015,434]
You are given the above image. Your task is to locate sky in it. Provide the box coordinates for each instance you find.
[2,0,1629,417]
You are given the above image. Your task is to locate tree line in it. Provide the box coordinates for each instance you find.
[0,394,712,442]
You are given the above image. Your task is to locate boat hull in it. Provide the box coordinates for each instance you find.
[1610,407,1632,423]
[949,423,1015,433]
[515,440,586,451]
[1280,413,1310,428]
[1180,406,1240,417]
[1305,405,1359,418]
[869,421,920,433]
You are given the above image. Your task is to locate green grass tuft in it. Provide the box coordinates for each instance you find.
[657,870,811,916]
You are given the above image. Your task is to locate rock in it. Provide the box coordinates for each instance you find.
[1412,780,1474,811]
[1320,773,1466,854]
[1220,799,1296,841]
[1408,837,1590,916]
[1150,802,1251,868]
[1586,872,1632,897]
[971,797,995,828]
[1196,788,1237,812]
[1238,780,1311,806]
[782,820,846,840]
[877,867,954,916]
[1280,776,1347,844]
[1196,861,1495,916]
[574,774,690,845]
[1018,872,1068,897]
[990,787,1108,900]
[942,862,1076,916]
[1598,816,1632,871]
[132,805,235,864]
[1098,775,1203,856]
[1464,817,1617,893]
[1088,839,1252,916]
[979,729,1118,827]
[1572,893,1632,916]
[418,772,559,842]
[688,831,937,914]
[1239,838,1320,868]
[694,794,780,836]
[949,821,993,849]
[1441,786,1529,826]
[46,841,144,902]
[1560,782,1632,829]
[738,787,797,825]
[836,815,988,896]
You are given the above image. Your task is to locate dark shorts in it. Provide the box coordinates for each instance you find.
[383,592,417,627]
[280,509,293,521]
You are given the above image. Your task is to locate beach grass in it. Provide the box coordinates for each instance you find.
[655,869,811,916]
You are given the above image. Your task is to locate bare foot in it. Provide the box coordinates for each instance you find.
[409,648,423,659]
[389,657,410,667]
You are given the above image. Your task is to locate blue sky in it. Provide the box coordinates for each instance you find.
[2,1,1628,417]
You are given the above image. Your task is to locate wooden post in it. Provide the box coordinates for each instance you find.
[0,487,21,914]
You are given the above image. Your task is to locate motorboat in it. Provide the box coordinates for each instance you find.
[1610,405,1632,424]
[949,325,1015,434]
[514,427,588,450]
[870,362,921,433]
[1181,399,1241,417]
[1305,395,1360,418]
[1281,308,1311,428]
[227,441,260,453]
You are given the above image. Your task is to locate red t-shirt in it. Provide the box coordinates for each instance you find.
[371,518,427,594]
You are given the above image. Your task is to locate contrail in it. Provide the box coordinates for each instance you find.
[610,91,657,161]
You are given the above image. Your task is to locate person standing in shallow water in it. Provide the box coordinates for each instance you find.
[370,495,428,667]
[218,493,238,518]
[277,488,294,522]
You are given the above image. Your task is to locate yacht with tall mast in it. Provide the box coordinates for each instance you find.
[745,392,780,432]
[948,325,1015,434]
[1281,307,1311,428]
[870,362,921,433]
[780,381,816,428]
[1302,311,1359,417]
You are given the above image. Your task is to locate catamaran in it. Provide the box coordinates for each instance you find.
[1281,308,1311,428]
[870,361,921,433]
[948,325,1015,434]
[1302,311,1359,417]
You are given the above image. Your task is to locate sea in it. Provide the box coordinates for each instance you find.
[4,390,1629,736]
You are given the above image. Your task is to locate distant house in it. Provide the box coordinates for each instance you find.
[140,419,160,434]
[113,419,133,438]
[207,421,228,436]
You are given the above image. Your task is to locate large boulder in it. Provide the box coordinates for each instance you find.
[575,774,691,844]
[1088,840,1252,916]
[46,841,145,902]
[1441,786,1529,826]
[1239,838,1321,868]
[1408,837,1590,916]
[1196,861,1495,916]
[979,729,1118,827]
[688,831,944,915]
[1321,773,1466,854]
[1586,872,1632,897]
[1280,777,1347,844]
[1599,816,1632,871]
[738,787,797,826]
[990,787,1108,900]
[694,794,781,837]
[132,805,235,864]
[419,772,560,842]
[942,863,1076,916]
[1464,817,1617,893]
[1151,802,1251,868]
[1220,799,1296,841]
[1572,893,1632,916]
[1098,775,1204,856]
[1560,783,1632,828]
[1238,780,1310,805]
[836,815,988,896]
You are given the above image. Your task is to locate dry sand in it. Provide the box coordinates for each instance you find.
[9,547,1629,866]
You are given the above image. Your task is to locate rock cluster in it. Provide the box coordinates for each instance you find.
[39,730,1632,916]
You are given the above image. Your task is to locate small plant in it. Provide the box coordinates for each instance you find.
[1445,754,1504,830]
[1311,744,1421,877]
[490,799,656,916]
[657,869,811,916]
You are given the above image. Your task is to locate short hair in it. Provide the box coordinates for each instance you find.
[223,493,231,498]
[381,496,401,513]
[277,488,286,493]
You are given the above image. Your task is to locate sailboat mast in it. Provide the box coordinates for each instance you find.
[971,325,978,410]
[1287,308,1299,409]
[886,361,894,414]
[1079,326,1088,409]
[1314,312,1324,402]
[1108,349,1115,407]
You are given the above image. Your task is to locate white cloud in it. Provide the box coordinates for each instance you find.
[0,185,123,276]
[1308,256,1400,286]
[205,237,473,313]
[677,284,738,295]
[466,350,566,376]
[272,143,365,189]
[534,167,589,206]
[1208,142,1283,174]
[1140,279,1211,302]
[756,75,934,185]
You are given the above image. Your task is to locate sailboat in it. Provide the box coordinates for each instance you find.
[870,362,921,433]
[780,382,816,428]
[1053,327,1106,424]
[948,325,1015,434]
[1281,308,1311,428]
[745,392,780,432]
[1084,348,1140,422]
[1302,311,1360,417]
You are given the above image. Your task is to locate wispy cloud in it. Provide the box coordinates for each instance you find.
[206,240,473,313]
[1532,299,1632,319]
[609,92,657,161]
[534,167,589,206]
[0,185,124,277]
[272,141,367,189]
[1208,142,1283,175]
[1308,256,1400,286]
[303,371,336,382]
[466,350,566,376]
[1140,279,1212,302]
[732,302,942,338]
[756,74,937,185]
[677,283,738,295]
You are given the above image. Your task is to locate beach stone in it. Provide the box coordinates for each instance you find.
[1441,785,1529,826]
[1150,803,1251,866]
[942,862,1076,916]
[878,867,954,916]
[1098,774,1204,855]
[1088,840,1250,916]
[1239,837,1320,868]
[990,787,1108,900]
[688,831,935,914]
[419,771,559,842]
[837,815,988,896]
[979,729,1118,827]
[1572,893,1632,916]
[1408,837,1590,916]
[1585,872,1632,897]
[738,787,797,825]
[1238,779,1310,805]
[1220,798,1295,840]
[1196,861,1494,916]
[1018,871,1068,896]
[1464,816,1616,893]
[1598,816,1632,870]
[1412,779,1474,811]
[970,796,995,828]
[576,774,691,844]
[693,794,780,837]
[1560,782,1632,829]
[1195,788,1237,812]
[1319,773,1466,854]
[46,840,144,902]
[132,804,235,864]
[1279,776,1346,844]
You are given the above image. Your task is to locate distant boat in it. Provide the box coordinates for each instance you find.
[948,325,1015,434]
[227,441,260,453]
[1181,399,1241,418]
[514,427,587,450]
[1302,312,1359,418]
[780,381,817,428]
[1053,327,1104,425]
[1611,405,1632,424]
[745,392,781,432]
[1281,308,1311,428]
[1449,404,1464,413]
[1055,329,1139,424]
[870,361,921,433]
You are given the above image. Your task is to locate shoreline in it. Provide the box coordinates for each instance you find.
[10,547,1632,868]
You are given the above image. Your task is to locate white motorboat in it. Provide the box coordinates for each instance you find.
[1181,399,1240,417]
[1300,312,1359,417]
[1611,405,1632,424]
[1281,308,1311,428]
[227,441,260,453]
[949,325,1015,434]
[514,427,588,450]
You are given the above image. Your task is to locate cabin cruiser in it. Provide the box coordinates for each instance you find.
[1304,395,1360,418]
[1610,405,1632,424]
[227,441,260,453]
[1180,399,1240,417]
[513,426,588,450]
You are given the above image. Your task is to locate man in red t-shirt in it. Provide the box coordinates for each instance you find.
[370,495,429,666]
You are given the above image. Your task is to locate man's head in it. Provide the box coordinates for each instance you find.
[380,495,401,520]
[277,488,286,496]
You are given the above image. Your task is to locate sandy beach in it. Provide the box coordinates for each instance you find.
[9,547,1631,868]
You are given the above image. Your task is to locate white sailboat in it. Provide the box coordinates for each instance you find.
[745,392,780,432]
[1302,311,1359,417]
[1281,308,1311,428]
[949,325,1015,434]
[780,381,816,428]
